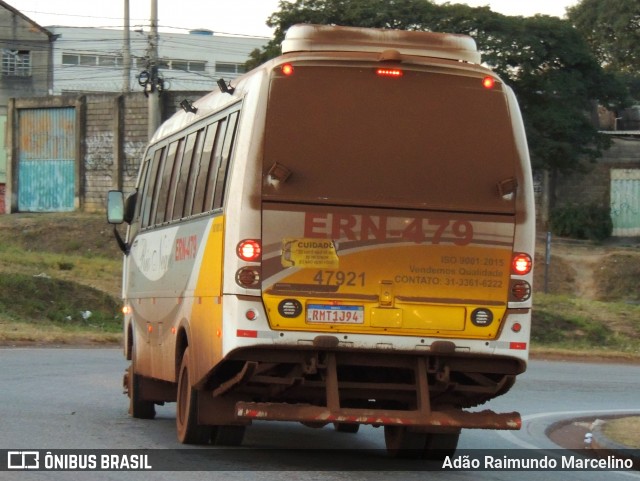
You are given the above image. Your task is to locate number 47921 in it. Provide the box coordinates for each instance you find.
[313,270,366,286]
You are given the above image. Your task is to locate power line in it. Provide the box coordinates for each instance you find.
[18,8,147,23]
[15,9,273,39]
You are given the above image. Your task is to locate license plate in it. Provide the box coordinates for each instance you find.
[306,304,364,324]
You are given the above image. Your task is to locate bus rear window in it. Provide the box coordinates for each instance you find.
[263,65,519,214]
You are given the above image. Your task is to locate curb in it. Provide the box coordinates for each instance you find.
[591,421,640,470]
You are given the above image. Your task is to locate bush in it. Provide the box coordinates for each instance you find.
[549,203,613,241]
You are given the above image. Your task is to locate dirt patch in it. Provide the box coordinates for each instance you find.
[534,238,640,301]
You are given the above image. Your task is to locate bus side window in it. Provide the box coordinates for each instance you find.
[135,159,151,224]
[139,148,163,229]
[213,111,239,209]
[147,147,167,228]
[183,128,205,218]
[172,131,198,221]
[164,138,185,222]
[203,118,227,212]
[155,140,180,225]
[191,122,219,215]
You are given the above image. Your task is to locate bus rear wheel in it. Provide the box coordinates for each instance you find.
[423,431,460,460]
[384,426,427,458]
[334,422,360,433]
[384,426,460,459]
[211,425,246,446]
[176,347,210,444]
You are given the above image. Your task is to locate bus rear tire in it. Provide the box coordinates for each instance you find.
[211,425,246,446]
[384,426,427,458]
[176,348,210,444]
[334,422,360,433]
[423,432,460,460]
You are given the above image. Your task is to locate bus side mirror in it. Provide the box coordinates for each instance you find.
[107,190,130,255]
[107,191,125,224]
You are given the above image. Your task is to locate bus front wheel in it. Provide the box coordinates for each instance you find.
[176,347,210,444]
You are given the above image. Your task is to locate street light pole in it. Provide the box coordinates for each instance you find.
[123,0,131,92]
[148,0,161,139]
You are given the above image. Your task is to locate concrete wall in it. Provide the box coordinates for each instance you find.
[555,136,640,208]
[83,91,209,212]
[7,91,207,213]
[15,93,636,216]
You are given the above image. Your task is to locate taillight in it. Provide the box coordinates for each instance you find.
[237,240,261,262]
[511,253,532,275]
[510,280,532,302]
[236,267,261,288]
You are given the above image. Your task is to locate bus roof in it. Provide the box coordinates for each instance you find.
[282,24,481,64]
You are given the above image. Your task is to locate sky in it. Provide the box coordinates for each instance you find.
[9,0,580,38]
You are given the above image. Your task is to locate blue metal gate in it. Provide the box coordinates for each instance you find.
[18,107,76,212]
[610,169,640,236]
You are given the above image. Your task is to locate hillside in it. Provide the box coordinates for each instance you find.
[0,212,639,355]
[0,213,123,344]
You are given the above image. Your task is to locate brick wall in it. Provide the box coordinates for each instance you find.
[80,91,207,212]
[83,94,117,212]
[121,93,148,195]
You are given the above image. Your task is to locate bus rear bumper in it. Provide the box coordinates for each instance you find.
[202,346,524,431]
[235,401,521,430]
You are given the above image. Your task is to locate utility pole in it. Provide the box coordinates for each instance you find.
[148,0,161,139]
[123,0,131,92]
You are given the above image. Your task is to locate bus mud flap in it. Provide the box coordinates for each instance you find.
[213,361,258,397]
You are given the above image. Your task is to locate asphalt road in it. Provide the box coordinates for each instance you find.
[1,348,639,480]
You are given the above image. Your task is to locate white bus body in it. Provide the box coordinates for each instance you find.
[108,24,535,456]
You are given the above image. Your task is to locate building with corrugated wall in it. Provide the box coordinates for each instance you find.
[0,1,55,213]
[3,19,267,213]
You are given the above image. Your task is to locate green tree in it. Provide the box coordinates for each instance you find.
[567,0,640,74]
[245,0,438,70]
[247,0,626,173]
[567,0,640,100]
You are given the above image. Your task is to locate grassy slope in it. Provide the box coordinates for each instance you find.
[0,212,639,359]
[0,213,123,344]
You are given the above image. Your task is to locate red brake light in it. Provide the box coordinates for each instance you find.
[376,68,403,78]
[237,240,261,262]
[482,76,495,89]
[282,63,294,76]
[512,253,532,275]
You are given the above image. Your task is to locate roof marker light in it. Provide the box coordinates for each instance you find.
[376,68,403,78]
[482,76,496,89]
[282,63,294,76]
